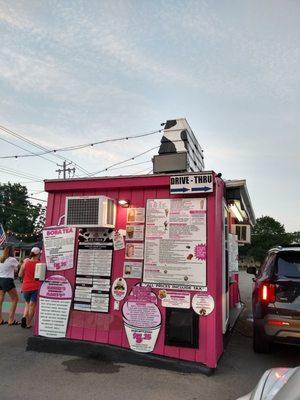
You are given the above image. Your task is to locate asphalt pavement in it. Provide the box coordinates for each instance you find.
[0,272,299,400]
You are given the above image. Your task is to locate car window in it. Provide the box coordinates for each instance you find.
[276,251,300,278]
[261,254,276,279]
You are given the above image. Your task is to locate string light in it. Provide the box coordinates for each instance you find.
[0,126,162,161]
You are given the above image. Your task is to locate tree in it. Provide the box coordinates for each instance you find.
[240,216,293,262]
[0,182,44,240]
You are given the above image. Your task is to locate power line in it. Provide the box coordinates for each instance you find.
[26,196,47,203]
[0,125,90,176]
[0,127,162,160]
[89,146,159,176]
[0,164,43,180]
[0,134,58,165]
[0,167,44,182]
[108,160,152,171]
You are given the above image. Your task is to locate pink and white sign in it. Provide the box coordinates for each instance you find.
[122,285,161,353]
[43,227,76,271]
[192,294,215,316]
[38,275,72,338]
[112,277,127,301]
[160,290,191,309]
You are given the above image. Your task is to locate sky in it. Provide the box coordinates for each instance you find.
[0,0,299,232]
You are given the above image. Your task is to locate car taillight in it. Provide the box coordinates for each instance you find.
[259,283,276,303]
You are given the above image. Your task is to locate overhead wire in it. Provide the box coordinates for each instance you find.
[0,125,90,176]
[0,167,44,182]
[89,145,159,176]
[0,128,162,160]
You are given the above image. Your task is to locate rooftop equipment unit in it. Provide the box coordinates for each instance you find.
[153,118,204,174]
[65,196,116,228]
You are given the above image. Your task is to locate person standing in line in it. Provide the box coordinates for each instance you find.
[19,247,41,329]
[0,246,20,325]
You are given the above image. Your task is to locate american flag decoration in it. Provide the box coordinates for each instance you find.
[0,224,6,246]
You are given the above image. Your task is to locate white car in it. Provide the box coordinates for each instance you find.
[237,367,300,400]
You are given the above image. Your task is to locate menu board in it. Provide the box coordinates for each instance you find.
[143,198,207,290]
[74,228,113,313]
[43,227,76,271]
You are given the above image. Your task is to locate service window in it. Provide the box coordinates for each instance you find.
[165,308,199,348]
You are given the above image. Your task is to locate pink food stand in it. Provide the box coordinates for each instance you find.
[29,171,249,374]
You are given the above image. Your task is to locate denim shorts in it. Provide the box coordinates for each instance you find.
[23,290,38,303]
[0,278,15,292]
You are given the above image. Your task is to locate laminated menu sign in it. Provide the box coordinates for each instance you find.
[74,228,113,313]
[159,290,191,309]
[143,198,207,290]
[122,285,161,353]
[127,208,145,224]
[43,227,76,271]
[126,225,144,241]
[38,275,72,338]
[123,261,143,279]
[125,242,144,260]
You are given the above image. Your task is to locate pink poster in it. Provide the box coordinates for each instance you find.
[38,275,72,338]
[122,285,161,353]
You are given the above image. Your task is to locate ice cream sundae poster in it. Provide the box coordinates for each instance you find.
[143,198,207,290]
[43,227,76,271]
[122,285,161,353]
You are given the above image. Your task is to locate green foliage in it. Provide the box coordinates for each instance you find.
[241,216,293,262]
[0,182,44,240]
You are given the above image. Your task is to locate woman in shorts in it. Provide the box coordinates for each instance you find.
[0,246,20,325]
[19,247,41,329]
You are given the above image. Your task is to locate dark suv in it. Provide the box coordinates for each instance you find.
[247,245,300,353]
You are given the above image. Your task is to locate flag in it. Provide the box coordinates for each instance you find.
[0,224,6,246]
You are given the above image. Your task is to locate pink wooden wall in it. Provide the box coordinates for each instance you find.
[36,173,225,368]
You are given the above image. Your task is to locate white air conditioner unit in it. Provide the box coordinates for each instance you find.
[231,224,251,244]
[65,196,116,228]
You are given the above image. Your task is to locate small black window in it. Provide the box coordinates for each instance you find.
[165,308,199,348]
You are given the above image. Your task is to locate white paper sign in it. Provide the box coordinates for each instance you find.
[228,233,239,273]
[38,275,72,338]
[159,290,191,309]
[192,294,215,316]
[123,261,143,279]
[126,225,144,241]
[113,230,125,250]
[125,242,144,260]
[127,208,145,223]
[43,227,76,271]
[143,198,207,290]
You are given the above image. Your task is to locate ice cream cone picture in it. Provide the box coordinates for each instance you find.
[122,285,161,353]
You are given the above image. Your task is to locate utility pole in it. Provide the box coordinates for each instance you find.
[56,161,76,179]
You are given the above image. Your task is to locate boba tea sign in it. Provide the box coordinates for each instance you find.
[122,285,161,353]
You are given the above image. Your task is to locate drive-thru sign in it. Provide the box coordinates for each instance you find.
[170,173,213,194]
